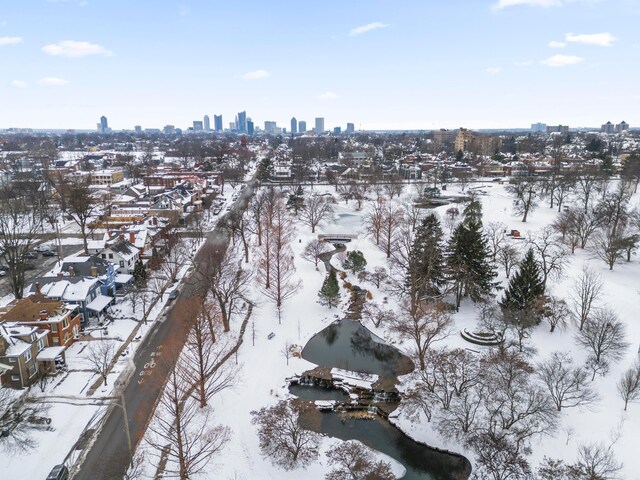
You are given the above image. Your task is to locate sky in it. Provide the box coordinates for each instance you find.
[0,0,638,131]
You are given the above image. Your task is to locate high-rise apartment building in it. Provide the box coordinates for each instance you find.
[204,115,210,131]
[531,123,547,133]
[298,121,306,133]
[99,115,109,133]
[163,125,176,135]
[315,117,324,134]
[193,121,203,131]
[264,121,277,134]
[346,123,355,134]
[291,117,297,134]
[237,111,247,133]
[247,120,254,135]
[214,115,223,132]
[333,127,341,135]
[134,125,142,134]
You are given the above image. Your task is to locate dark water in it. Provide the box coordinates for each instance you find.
[301,320,414,376]
[288,384,348,401]
[299,407,471,480]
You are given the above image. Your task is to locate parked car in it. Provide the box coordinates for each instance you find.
[46,465,69,480]
[34,244,50,252]
[42,250,56,257]
[23,251,38,259]
[167,289,179,302]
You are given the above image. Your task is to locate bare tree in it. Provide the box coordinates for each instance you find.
[161,242,188,283]
[256,199,301,323]
[178,297,235,408]
[567,442,623,480]
[575,308,628,380]
[361,302,395,328]
[390,301,453,370]
[363,198,385,246]
[379,201,405,258]
[595,181,632,237]
[506,177,538,222]
[0,182,42,299]
[251,400,320,470]
[575,173,601,213]
[566,207,602,249]
[593,228,625,270]
[403,197,423,232]
[383,174,405,199]
[497,242,521,278]
[325,441,395,480]
[300,194,334,233]
[301,239,329,268]
[281,340,292,366]
[537,352,597,411]
[444,207,460,234]
[198,243,250,332]
[0,391,48,452]
[84,341,116,385]
[53,173,98,254]
[570,265,603,331]
[147,358,230,479]
[617,361,640,411]
[543,297,570,333]
[365,266,388,288]
[485,221,506,262]
[528,226,569,291]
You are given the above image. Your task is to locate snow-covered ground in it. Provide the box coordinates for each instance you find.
[192,181,640,479]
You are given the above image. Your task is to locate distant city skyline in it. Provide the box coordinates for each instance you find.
[1,0,638,130]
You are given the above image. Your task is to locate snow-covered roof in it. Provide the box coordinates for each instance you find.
[36,346,66,362]
[86,295,113,312]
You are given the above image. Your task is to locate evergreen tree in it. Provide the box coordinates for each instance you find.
[133,258,147,285]
[318,269,340,308]
[406,214,445,304]
[463,200,483,225]
[343,250,367,275]
[446,219,498,310]
[499,248,544,311]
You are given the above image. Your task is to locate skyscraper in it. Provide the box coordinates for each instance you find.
[99,115,108,133]
[298,121,306,133]
[290,117,298,134]
[214,115,223,132]
[346,123,355,134]
[193,121,203,131]
[315,117,324,134]
[204,115,211,131]
[237,111,247,133]
[247,120,254,135]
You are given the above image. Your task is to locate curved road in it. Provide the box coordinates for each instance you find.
[72,181,256,480]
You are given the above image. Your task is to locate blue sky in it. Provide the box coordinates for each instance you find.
[0,0,638,130]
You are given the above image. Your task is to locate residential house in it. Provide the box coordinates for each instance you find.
[0,294,81,348]
[100,239,140,275]
[0,323,49,388]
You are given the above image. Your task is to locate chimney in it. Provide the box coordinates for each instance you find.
[69,266,75,277]
[91,266,98,277]
[129,231,135,244]
[153,217,158,226]
[39,309,48,320]
[35,282,41,294]
[119,233,125,241]
[57,272,64,278]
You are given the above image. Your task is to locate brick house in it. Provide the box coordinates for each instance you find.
[0,294,81,348]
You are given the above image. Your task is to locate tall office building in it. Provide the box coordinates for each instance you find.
[163,125,176,135]
[314,117,324,134]
[333,127,341,135]
[193,121,204,131]
[531,122,546,133]
[99,115,108,133]
[346,123,355,134]
[247,120,254,135]
[264,121,277,134]
[214,115,223,132]
[298,121,306,133]
[134,125,142,134]
[290,117,298,134]
[204,115,211,131]
[237,111,247,133]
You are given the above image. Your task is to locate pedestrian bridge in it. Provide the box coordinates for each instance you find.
[317,233,358,245]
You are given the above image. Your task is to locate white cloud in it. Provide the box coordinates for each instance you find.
[38,77,69,86]
[548,40,567,48]
[493,0,562,10]
[349,22,389,37]
[540,54,584,67]
[317,91,339,100]
[0,36,23,46]
[241,69,270,80]
[485,67,502,74]
[11,80,28,88]
[514,60,533,66]
[42,40,113,58]
[565,32,616,46]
